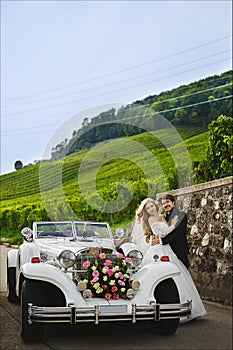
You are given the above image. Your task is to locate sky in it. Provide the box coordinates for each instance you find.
[1,0,232,175]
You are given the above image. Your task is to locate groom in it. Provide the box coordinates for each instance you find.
[151,193,189,269]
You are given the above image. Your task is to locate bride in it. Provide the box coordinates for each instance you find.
[133,197,207,323]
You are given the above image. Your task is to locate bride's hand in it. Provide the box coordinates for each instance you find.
[171,215,179,226]
[151,235,160,246]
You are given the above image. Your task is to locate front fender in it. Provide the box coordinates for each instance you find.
[133,261,180,304]
[19,262,84,306]
[119,242,140,256]
[19,242,40,267]
[7,249,18,268]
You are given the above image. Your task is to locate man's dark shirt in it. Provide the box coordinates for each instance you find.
[161,206,189,269]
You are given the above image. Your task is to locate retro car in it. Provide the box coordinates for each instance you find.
[7,221,191,341]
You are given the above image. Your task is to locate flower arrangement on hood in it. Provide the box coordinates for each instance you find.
[78,252,135,300]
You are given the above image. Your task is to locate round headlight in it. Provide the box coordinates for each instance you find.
[83,289,92,299]
[131,280,140,290]
[126,288,135,299]
[77,281,87,291]
[128,250,143,267]
[58,250,76,269]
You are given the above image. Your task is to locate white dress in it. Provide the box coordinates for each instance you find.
[131,221,150,256]
[139,221,207,323]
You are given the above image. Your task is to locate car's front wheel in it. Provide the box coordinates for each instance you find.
[7,266,19,303]
[21,279,66,342]
[21,279,42,342]
[154,278,180,335]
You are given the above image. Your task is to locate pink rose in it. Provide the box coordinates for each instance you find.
[107,269,114,276]
[125,257,131,263]
[116,253,124,259]
[91,277,99,284]
[118,280,125,286]
[118,272,123,279]
[104,259,112,267]
[92,270,100,278]
[83,261,90,268]
[99,253,106,259]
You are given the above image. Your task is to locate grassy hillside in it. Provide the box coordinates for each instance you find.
[0,127,209,245]
[1,126,205,203]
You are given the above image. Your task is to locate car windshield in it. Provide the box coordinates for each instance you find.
[36,223,73,238]
[74,222,111,239]
[35,222,112,239]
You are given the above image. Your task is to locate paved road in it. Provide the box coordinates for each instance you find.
[0,245,232,350]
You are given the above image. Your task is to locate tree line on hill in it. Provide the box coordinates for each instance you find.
[51,70,232,161]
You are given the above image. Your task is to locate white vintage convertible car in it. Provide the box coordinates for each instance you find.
[7,221,191,341]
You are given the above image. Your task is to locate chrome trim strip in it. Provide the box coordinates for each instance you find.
[70,305,76,325]
[27,300,192,325]
[132,303,136,323]
[155,304,160,321]
[95,304,99,325]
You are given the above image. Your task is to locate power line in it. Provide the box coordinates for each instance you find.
[2,79,232,134]
[145,83,232,107]
[3,35,232,102]
[3,58,231,118]
[91,95,232,126]
[2,95,232,137]
[3,50,231,108]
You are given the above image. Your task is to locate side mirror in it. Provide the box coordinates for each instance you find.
[21,227,33,242]
[115,228,125,238]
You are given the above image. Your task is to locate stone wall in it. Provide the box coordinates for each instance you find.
[157,176,232,305]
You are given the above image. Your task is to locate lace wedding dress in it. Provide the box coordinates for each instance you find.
[132,221,207,323]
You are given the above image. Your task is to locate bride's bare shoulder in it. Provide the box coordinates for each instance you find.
[148,216,158,225]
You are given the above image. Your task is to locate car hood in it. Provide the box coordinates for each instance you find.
[36,237,115,259]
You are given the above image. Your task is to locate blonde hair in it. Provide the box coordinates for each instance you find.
[135,198,159,243]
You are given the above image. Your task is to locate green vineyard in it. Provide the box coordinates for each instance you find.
[0,127,208,245]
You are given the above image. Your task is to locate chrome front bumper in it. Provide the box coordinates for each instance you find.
[27,301,192,325]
